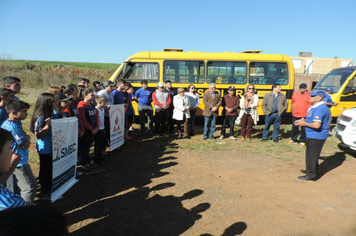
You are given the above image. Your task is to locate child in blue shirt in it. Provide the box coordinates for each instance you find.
[0,128,28,210]
[1,100,37,203]
[134,79,154,134]
[112,79,126,105]
[0,88,15,126]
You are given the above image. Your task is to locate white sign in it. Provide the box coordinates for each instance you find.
[109,104,125,151]
[6,174,14,192]
[51,117,78,202]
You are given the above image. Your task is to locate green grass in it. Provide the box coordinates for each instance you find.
[173,124,350,164]
[1,59,121,70]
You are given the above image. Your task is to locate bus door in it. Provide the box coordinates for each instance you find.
[339,74,356,112]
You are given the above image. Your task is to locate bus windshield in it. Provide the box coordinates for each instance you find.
[116,62,159,83]
[313,68,355,92]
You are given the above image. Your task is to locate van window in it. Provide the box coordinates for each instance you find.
[118,62,159,83]
[163,61,204,83]
[314,69,354,92]
[207,61,247,84]
[249,62,288,85]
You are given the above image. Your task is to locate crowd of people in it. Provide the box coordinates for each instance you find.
[0,75,336,215]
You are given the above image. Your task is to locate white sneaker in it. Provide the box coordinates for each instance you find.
[219,135,224,140]
[229,136,237,140]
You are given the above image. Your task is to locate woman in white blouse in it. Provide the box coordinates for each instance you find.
[173,87,191,138]
[185,84,200,136]
[236,84,259,143]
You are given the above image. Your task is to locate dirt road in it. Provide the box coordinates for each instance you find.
[35,125,356,236]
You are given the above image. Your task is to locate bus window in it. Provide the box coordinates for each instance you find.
[117,62,159,83]
[249,62,288,85]
[313,68,355,92]
[163,60,204,83]
[207,61,247,84]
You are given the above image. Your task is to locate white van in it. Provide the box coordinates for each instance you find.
[333,108,356,150]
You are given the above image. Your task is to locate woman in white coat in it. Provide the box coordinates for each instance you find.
[236,84,259,143]
[173,87,191,138]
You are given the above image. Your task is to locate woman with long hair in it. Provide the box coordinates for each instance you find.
[235,84,259,143]
[30,93,58,199]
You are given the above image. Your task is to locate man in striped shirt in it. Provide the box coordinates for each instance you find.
[0,128,28,210]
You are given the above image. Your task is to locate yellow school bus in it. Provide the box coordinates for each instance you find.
[109,49,295,116]
[313,66,356,117]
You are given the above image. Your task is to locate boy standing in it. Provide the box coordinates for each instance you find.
[95,96,108,159]
[0,88,15,125]
[77,78,90,88]
[0,128,29,210]
[1,100,37,203]
[3,76,21,100]
[112,79,126,105]
[93,81,102,97]
[97,81,116,150]
[164,80,176,134]
[134,79,154,134]
[124,84,135,138]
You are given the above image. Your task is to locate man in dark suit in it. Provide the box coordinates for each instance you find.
[203,83,221,139]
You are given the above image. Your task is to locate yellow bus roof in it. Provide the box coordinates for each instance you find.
[124,51,290,62]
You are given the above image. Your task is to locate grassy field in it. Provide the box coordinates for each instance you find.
[1,59,120,70]
[0,60,120,88]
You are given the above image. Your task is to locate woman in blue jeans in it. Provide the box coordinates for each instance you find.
[185,85,200,136]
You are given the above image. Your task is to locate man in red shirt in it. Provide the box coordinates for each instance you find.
[289,83,312,146]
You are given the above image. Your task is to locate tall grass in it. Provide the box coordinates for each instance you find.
[0,60,120,88]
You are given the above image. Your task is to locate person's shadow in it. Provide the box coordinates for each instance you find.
[200,222,247,236]
[318,152,346,178]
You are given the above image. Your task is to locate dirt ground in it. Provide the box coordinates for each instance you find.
[30,122,356,236]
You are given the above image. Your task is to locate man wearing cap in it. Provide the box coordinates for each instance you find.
[324,87,338,128]
[289,83,312,146]
[203,83,221,140]
[134,79,154,134]
[152,82,171,136]
[219,86,239,140]
[97,80,116,149]
[295,90,329,181]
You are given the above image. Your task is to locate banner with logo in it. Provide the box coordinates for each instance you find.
[51,117,78,202]
[109,104,125,151]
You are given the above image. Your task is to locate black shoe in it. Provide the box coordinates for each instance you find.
[260,139,268,142]
[300,169,307,174]
[189,131,194,136]
[298,175,317,181]
[273,140,279,143]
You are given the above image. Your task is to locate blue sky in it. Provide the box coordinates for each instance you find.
[1,0,355,64]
